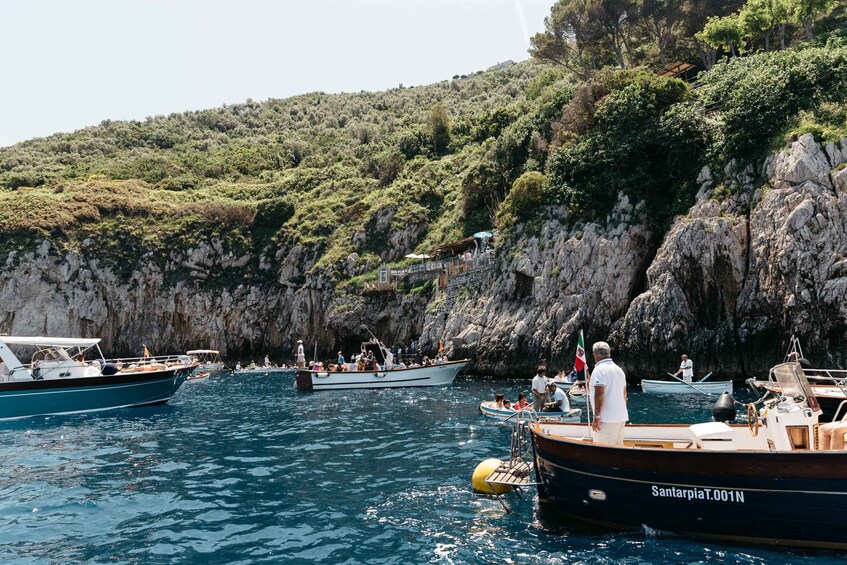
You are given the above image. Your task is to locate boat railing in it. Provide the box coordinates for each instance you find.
[833,401,847,423]
[9,354,193,380]
[803,368,847,383]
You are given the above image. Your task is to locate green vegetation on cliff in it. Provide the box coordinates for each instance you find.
[1,0,846,287]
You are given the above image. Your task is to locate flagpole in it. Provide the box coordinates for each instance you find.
[577,330,594,440]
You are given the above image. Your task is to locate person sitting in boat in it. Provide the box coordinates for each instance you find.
[235,362,242,371]
[434,355,444,365]
[264,355,271,367]
[544,381,570,412]
[494,393,505,409]
[514,393,530,410]
[503,399,514,410]
[397,360,407,369]
[337,351,345,364]
[673,354,694,383]
[819,420,847,450]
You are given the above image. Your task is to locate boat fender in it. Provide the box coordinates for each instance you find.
[712,392,737,422]
[472,458,513,495]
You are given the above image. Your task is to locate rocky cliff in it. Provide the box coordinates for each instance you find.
[423,134,847,377]
[2,135,846,376]
[0,223,427,362]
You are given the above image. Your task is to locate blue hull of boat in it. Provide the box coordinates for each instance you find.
[0,368,190,421]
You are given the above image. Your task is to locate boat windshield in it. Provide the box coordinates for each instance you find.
[773,362,820,412]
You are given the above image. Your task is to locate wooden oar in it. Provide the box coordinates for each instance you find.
[665,372,716,396]
[697,372,714,383]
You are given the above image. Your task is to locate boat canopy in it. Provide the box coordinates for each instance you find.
[186,349,220,355]
[0,336,101,348]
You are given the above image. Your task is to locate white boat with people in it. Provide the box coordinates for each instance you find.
[186,349,228,372]
[233,366,296,377]
[479,401,581,422]
[295,340,467,391]
[641,376,734,395]
[186,371,211,383]
[0,336,196,421]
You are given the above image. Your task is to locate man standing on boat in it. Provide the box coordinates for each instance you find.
[673,354,694,383]
[531,365,548,412]
[295,340,306,369]
[589,341,628,445]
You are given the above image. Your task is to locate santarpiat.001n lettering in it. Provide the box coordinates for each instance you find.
[651,485,746,503]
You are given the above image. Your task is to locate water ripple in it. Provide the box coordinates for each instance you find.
[0,376,831,563]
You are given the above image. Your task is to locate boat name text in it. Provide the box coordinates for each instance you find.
[651,485,745,503]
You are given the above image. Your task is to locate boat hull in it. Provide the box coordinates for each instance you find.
[479,402,580,422]
[233,367,296,377]
[641,379,733,395]
[197,362,227,372]
[0,368,191,421]
[296,361,467,391]
[531,424,847,549]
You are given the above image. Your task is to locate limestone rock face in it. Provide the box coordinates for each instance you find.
[421,135,847,377]
[421,196,656,375]
[615,135,847,375]
[0,232,425,362]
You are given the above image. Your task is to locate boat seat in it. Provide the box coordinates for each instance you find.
[688,422,734,450]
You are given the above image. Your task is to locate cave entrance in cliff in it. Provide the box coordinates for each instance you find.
[514,271,534,300]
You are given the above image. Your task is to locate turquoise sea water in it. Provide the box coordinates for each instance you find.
[0,375,838,564]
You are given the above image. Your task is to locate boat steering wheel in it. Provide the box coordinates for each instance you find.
[747,403,759,437]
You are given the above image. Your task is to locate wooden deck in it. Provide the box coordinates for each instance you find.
[484,460,535,488]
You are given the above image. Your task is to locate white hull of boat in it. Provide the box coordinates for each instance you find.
[197,362,227,372]
[297,361,467,390]
[479,402,581,422]
[233,367,296,377]
[641,379,733,394]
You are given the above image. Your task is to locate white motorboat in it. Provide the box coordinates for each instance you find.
[187,349,228,372]
[296,360,467,390]
[550,378,578,391]
[186,371,211,383]
[479,401,581,422]
[0,336,195,420]
[641,378,733,395]
[233,366,296,377]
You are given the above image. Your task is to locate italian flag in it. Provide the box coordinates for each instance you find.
[574,330,587,372]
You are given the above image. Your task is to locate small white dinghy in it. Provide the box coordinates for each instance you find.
[641,378,733,395]
[479,401,581,422]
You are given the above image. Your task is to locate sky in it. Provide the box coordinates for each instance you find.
[0,0,556,147]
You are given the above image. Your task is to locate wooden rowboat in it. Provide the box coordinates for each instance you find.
[641,379,733,395]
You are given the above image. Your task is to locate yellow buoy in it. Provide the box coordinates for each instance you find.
[472,458,513,494]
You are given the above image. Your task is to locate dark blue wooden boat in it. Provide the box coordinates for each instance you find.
[530,362,847,549]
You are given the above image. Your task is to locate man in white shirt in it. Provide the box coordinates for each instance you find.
[544,381,570,412]
[588,341,629,445]
[531,366,549,412]
[674,354,694,383]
